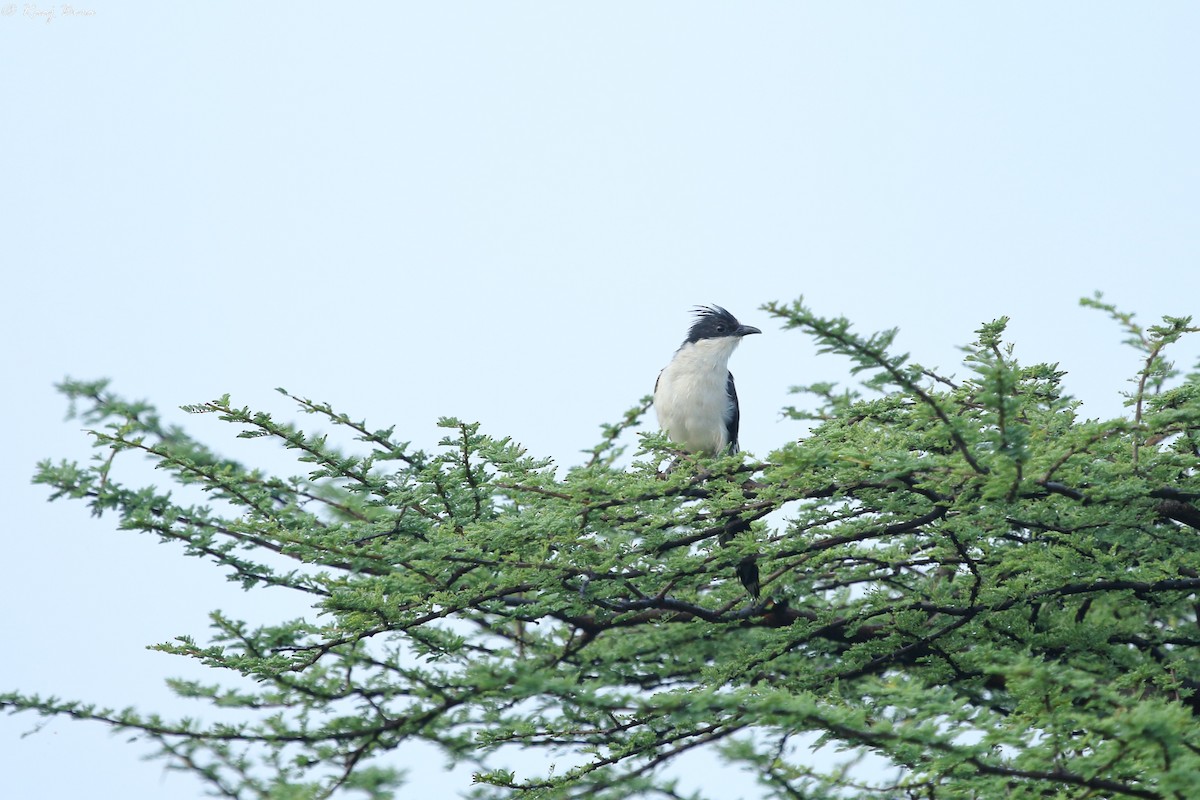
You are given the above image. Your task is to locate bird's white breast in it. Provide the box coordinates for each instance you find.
[654,337,741,455]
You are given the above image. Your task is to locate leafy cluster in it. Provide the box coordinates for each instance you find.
[5,297,1200,800]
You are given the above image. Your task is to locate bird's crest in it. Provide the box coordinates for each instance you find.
[686,305,742,343]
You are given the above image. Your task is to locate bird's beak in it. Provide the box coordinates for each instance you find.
[737,324,762,337]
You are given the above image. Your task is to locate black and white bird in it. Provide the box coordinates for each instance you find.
[654,305,761,456]
[654,305,762,596]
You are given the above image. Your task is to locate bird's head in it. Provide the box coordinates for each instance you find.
[685,305,762,344]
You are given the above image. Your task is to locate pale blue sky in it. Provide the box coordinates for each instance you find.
[2,4,1198,798]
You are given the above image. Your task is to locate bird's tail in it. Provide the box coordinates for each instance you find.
[719,518,760,600]
[736,555,760,600]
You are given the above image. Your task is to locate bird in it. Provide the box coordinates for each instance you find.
[653,305,762,598]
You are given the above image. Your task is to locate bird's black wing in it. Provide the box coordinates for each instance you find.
[722,371,759,598]
[724,371,740,454]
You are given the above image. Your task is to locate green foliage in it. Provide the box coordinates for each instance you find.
[5,297,1200,799]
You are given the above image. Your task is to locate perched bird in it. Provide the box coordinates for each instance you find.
[654,305,762,597]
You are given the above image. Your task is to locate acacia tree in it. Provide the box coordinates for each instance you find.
[5,297,1200,800]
